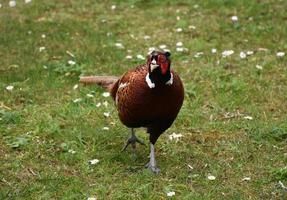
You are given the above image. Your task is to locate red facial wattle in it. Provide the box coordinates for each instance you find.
[160,62,169,75]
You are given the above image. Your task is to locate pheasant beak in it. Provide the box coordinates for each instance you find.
[150,59,159,72]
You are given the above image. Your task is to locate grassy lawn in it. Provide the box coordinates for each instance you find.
[1,0,287,199]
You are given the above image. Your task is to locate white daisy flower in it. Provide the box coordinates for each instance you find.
[39,46,46,52]
[88,159,100,165]
[87,197,97,200]
[176,28,183,32]
[103,112,110,117]
[6,85,14,91]
[73,84,79,90]
[211,48,217,54]
[231,16,238,22]
[96,102,101,107]
[242,177,251,181]
[176,42,183,47]
[194,52,204,58]
[73,98,82,103]
[188,25,196,30]
[222,50,234,57]
[243,116,253,120]
[276,52,285,57]
[102,127,109,130]
[126,55,133,59]
[115,43,124,49]
[102,92,110,97]
[9,1,16,7]
[143,35,151,40]
[239,52,247,59]
[166,191,175,197]
[255,65,263,70]
[136,54,145,60]
[207,175,216,180]
[68,60,76,65]
[169,132,183,141]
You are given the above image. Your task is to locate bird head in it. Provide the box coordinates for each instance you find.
[147,51,171,75]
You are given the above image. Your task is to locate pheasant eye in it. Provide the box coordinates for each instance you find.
[158,55,167,63]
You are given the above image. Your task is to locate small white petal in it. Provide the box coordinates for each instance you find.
[136,54,145,60]
[102,127,109,130]
[89,159,100,165]
[41,34,46,39]
[176,28,183,32]
[176,42,183,47]
[6,85,14,91]
[169,132,183,141]
[159,44,167,49]
[276,52,285,57]
[207,175,216,180]
[68,149,76,154]
[126,55,133,59]
[231,16,238,22]
[68,60,76,65]
[166,191,175,197]
[188,164,194,170]
[87,197,97,200]
[143,35,151,40]
[39,46,46,52]
[211,48,217,54]
[9,1,16,7]
[222,50,234,57]
[73,98,82,103]
[188,25,196,30]
[111,5,116,10]
[25,0,32,3]
[102,92,110,97]
[246,51,254,56]
[96,102,101,107]
[103,112,110,117]
[239,52,247,59]
[43,65,48,69]
[193,4,199,9]
[255,65,263,70]
[86,94,94,98]
[242,177,251,181]
[115,43,124,49]
[243,116,253,120]
[0,4,2,8]
[194,52,204,58]
[73,84,79,90]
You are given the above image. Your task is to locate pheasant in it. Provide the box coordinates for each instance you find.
[80,51,184,173]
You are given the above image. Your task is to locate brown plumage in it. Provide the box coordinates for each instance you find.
[80,51,184,173]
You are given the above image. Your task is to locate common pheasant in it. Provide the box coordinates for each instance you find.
[80,51,184,173]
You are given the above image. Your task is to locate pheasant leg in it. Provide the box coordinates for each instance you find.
[146,143,160,174]
[122,128,145,153]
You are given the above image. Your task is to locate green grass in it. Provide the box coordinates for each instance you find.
[1,0,287,199]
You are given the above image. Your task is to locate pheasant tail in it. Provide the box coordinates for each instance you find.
[79,75,119,91]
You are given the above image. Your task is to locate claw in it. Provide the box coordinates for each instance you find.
[146,162,160,174]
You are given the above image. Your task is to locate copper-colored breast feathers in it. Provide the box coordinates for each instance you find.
[111,64,184,132]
